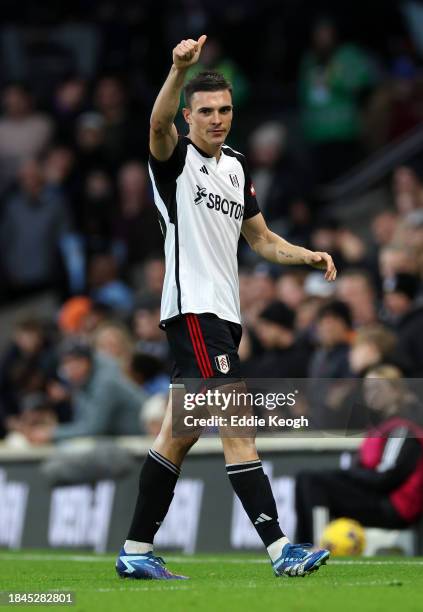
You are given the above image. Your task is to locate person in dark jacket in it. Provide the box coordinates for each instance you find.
[0,318,56,437]
[307,300,353,429]
[243,301,312,378]
[382,273,423,376]
[295,365,423,543]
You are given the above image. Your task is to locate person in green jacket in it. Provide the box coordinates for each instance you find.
[299,18,375,183]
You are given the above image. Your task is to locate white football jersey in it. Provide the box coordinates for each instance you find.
[148,136,260,327]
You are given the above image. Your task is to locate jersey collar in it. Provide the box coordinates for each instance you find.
[184,136,216,159]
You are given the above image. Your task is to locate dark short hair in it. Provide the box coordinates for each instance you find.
[183,71,232,108]
[15,317,43,334]
[317,300,353,329]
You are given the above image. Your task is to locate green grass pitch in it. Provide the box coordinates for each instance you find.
[0,551,423,611]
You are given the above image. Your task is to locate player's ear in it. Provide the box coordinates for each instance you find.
[182,107,192,125]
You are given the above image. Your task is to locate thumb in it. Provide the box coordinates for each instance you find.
[197,34,207,48]
[312,252,323,262]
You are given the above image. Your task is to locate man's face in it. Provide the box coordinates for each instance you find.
[183,90,233,148]
[363,376,399,413]
[317,315,348,347]
[15,330,42,354]
[61,356,91,387]
[383,291,411,317]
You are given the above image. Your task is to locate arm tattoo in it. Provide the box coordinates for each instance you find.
[278,249,305,263]
[278,250,293,259]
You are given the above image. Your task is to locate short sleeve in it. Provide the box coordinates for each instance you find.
[148,137,187,184]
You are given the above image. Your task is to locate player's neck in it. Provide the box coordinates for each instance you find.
[187,132,222,161]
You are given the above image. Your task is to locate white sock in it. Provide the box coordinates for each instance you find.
[267,536,290,562]
[124,540,153,554]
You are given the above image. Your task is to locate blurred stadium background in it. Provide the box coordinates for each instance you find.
[1,0,423,556]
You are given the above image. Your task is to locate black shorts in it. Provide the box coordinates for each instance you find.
[165,313,242,389]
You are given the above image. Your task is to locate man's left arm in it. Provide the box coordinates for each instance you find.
[242,213,337,281]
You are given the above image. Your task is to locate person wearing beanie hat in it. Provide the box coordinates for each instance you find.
[243,301,311,378]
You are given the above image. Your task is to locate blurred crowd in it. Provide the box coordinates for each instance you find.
[1,1,423,444]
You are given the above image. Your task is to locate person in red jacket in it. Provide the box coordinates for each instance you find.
[295,364,423,542]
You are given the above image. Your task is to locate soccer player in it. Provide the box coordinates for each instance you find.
[116,35,337,580]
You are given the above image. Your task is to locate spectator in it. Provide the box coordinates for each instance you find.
[248,122,306,224]
[114,162,164,267]
[336,270,378,327]
[239,264,276,325]
[349,325,398,376]
[6,392,64,448]
[52,77,88,145]
[0,159,72,299]
[275,271,307,311]
[392,166,423,215]
[382,273,423,375]
[43,145,81,218]
[401,210,423,252]
[93,76,147,169]
[132,297,170,365]
[133,256,166,301]
[308,300,353,379]
[295,365,423,543]
[88,254,135,315]
[94,321,134,374]
[0,318,55,437]
[130,353,170,395]
[299,17,375,183]
[379,244,418,280]
[371,210,399,249]
[58,296,93,336]
[244,302,311,378]
[0,83,53,193]
[387,56,423,142]
[27,341,146,443]
[80,170,115,254]
[74,112,109,181]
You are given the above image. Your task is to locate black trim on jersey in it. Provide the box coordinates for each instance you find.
[149,138,188,318]
[148,138,188,221]
[221,146,260,220]
[183,136,213,158]
[174,199,182,316]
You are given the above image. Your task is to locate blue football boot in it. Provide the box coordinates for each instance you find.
[272,543,329,577]
[116,548,189,580]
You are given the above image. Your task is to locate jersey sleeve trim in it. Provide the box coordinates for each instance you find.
[148,136,187,184]
[222,145,260,220]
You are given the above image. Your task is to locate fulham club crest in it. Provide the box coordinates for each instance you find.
[229,174,240,189]
[215,354,230,374]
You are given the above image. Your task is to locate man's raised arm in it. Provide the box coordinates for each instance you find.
[150,35,207,161]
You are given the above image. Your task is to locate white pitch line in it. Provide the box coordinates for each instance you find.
[0,553,422,565]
